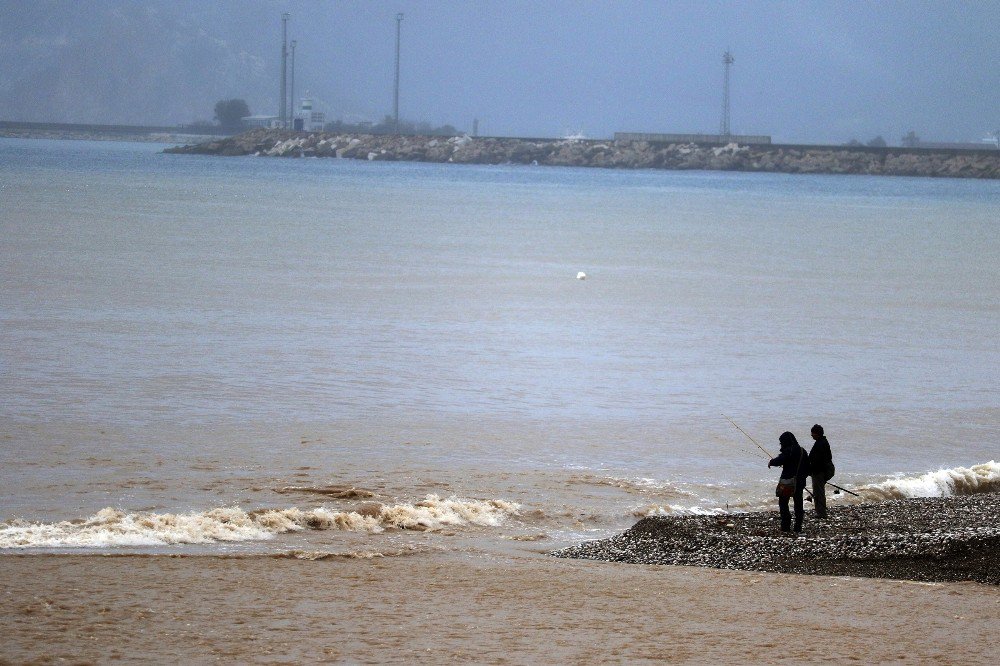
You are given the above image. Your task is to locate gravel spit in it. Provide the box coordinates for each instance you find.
[552,494,999,584]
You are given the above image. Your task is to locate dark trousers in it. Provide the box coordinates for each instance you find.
[812,474,828,518]
[778,482,804,532]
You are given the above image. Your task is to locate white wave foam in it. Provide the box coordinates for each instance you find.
[640,504,730,517]
[860,461,1000,500]
[0,495,520,549]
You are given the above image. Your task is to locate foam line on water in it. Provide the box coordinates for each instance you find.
[641,505,730,517]
[566,474,697,498]
[0,495,520,549]
[635,462,1000,516]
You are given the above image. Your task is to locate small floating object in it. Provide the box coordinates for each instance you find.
[576,272,587,280]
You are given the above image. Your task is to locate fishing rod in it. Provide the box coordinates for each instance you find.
[827,481,861,498]
[723,415,816,501]
[722,414,774,459]
[724,415,863,500]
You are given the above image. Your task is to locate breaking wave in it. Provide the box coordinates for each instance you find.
[0,495,520,549]
[275,547,428,560]
[567,474,696,499]
[859,461,999,500]
[273,485,377,499]
[638,504,730,517]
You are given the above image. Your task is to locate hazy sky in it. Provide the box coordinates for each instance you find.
[1,0,997,143]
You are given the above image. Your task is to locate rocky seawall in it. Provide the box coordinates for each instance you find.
[552,493,1000,584]
[166,128,1000,179]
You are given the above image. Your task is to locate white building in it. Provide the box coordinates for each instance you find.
[295,98,325,132]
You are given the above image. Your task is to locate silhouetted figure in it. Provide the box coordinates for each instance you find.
[768,431,810,534]
[808,424,835,518]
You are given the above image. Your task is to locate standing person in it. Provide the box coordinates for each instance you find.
[768,431,810,535]
[809,424,834,519]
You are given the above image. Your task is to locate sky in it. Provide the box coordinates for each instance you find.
[0,0,997,144]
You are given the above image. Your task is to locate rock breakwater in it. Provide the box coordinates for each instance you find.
[552,494,1000,584]
[166,129,1000,179]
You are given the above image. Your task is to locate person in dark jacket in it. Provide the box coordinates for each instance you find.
[768,431,810,534]
[808,424,834,519]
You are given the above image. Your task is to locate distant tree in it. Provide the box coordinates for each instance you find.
[901,130,920,148]
[372,114,402,134]
[844,139,863,147]
[214,99,251,130]
[866,135,887,148]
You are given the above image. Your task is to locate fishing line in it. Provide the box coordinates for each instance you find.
[722,417,861,499]
[722,415,816,501]
[722,414,774,458]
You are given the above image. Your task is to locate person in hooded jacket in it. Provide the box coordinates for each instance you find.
[768,431,810,534]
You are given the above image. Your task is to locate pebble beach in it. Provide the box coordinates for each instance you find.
[554,493,1000,584]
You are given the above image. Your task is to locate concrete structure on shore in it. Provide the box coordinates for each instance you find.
[615,132,771,145]
[242,115,281,129]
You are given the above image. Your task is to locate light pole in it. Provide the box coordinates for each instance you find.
[394,13,403,133]
[289,40,297,127]
[720,50,734,140]
[280,12,289,128]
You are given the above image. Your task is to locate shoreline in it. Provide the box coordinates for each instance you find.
[553,493,1000,584]
[165,128,1000,179]
[1,494,997,661]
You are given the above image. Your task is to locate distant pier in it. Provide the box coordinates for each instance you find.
[164,129,1000,180]
[0,120,230,142]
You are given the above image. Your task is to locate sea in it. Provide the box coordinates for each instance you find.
[1,137,997,555]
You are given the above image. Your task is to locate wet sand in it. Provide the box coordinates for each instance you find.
[2,551,998,664]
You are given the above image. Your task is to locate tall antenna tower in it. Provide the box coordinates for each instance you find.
[720,50,734,139]
[394,13,404,133]
[280,13,290,128]
[289,40,297,126]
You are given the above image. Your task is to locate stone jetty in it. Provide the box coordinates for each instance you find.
[166,128,1000,179]
[551,493,1000,584]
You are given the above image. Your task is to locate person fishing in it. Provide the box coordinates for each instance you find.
[808,424,835,518]
[768,431,810,535]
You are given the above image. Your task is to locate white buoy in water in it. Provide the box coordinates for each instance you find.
[576,272,587,280]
